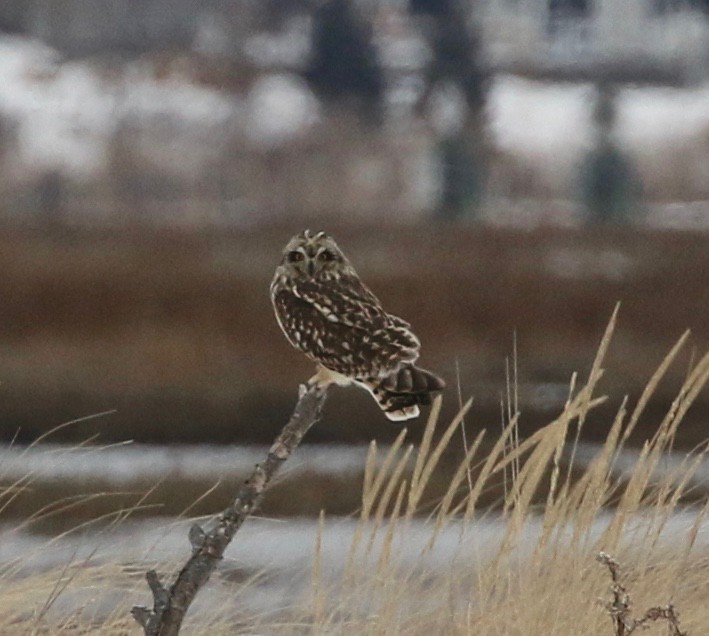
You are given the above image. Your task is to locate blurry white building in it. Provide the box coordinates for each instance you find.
[1,0,706,84]
[477,0,708,83]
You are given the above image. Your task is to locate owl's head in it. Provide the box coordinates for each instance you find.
[278,230,352,279]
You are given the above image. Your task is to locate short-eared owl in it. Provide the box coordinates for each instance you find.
[270,230,445,421]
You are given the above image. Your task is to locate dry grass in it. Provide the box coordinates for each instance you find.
[3,317,709,634]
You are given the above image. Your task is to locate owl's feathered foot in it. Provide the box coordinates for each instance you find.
[306,365,353,390]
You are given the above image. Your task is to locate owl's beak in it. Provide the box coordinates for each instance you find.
[307,260,315,276]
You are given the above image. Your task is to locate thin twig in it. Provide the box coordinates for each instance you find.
[131,382,329,636]
[597,551,687,636]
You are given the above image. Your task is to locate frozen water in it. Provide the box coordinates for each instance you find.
[3,508,709,626]
[0,442,371,484]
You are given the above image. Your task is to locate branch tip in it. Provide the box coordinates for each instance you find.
[189,523,206,550]
[146,569,169,606]
[130,606,151,629]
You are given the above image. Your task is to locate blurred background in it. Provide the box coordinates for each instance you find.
[0,0,708,526]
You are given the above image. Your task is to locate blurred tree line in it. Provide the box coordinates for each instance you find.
[0,0,648,226]
[305,0,489,220]
[580,84,641,224]
[0,0,492,223]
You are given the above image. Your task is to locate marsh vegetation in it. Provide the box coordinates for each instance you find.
[3,314,708,634]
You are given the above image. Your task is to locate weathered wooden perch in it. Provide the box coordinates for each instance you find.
[131,382,329,636]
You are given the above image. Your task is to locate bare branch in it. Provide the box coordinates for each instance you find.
[597,552,687,636]
[633,604,686,635]
[132,382,329,635]
[597,551,633,636]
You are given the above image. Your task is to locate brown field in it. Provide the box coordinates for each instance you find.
[0,221,707,446]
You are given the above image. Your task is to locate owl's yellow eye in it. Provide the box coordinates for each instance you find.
[319,250,336,262]
[287,250,304,262]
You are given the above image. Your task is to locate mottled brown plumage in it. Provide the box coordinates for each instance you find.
[270,230,445,420]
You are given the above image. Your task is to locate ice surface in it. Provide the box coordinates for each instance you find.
[3,510,709,625]
[0,442,371,484]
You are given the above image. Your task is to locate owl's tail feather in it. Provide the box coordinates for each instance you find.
[362,365,446,422]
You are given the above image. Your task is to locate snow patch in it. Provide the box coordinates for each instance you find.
[0,35,236,177]
[245,73,319,146]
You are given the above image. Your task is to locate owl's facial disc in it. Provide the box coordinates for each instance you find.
[282,231,345,278]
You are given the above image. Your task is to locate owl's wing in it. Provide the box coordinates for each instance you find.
[274,283,420,377]
[329,276,418,343]
[335,274,416,332]
[294,276,393,330]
